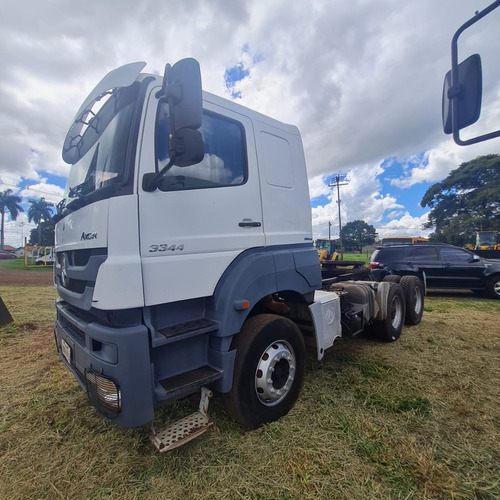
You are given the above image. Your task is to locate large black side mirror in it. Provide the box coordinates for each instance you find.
[143,58,204,192]
[160,58,203,132]
[443,0,500,145]
[442,54,482,135]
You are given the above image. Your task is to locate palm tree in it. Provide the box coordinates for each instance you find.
[0,189,24,250]
[28,197,54,245]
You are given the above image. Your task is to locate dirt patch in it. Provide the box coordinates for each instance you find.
[0,268,54,287]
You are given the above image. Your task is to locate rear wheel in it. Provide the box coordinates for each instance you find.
[223,314,306,429]
[400,276,424,325]
[383,274,401,283]
[486,275,500,299]
[373,282,405,341]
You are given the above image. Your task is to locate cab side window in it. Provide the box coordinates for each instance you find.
[156,105,247,191]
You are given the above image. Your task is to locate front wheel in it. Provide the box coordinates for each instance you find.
[223,314,306,429]
[486,275,500,299]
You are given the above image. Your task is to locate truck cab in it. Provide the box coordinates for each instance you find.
[54,60,321,430]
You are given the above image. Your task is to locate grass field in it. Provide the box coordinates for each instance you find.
[1,274,499,499]
[0,256,54,271]
[335,252,371,265]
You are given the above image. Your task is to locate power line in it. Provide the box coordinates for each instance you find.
[328,174,349,259]
[0,180,63,198]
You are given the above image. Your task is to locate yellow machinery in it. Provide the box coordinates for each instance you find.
[464,231,500,258]
[316,239,338,262]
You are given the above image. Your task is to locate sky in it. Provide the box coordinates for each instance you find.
[1,0,499,248]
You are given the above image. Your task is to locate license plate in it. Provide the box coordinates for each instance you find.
[61,338,72,364]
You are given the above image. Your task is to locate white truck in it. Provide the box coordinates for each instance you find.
[53,59,423,452]
[35,247,55,265]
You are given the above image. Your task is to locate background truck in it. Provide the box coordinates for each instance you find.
[464,231,500,259]
[315,238,338,263]
[53,58,422,452]
[381,237,428,247]
[34,246,55,265]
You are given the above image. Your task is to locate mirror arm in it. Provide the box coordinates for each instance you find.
[142,153,176,192]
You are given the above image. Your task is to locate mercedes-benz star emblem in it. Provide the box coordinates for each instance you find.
[61,253,69,288]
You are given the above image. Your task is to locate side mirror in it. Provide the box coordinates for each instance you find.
[443,0,500,145]
[171,128,204,167]
[160,58,203,132]
[442,54,482,134]
[143,58,204,192]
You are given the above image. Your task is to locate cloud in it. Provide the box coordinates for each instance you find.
[227,1,498,177]
[3,213,37,249]
[390,135,500,189]
[377,213,433,240]
[308,175,332,201]
[311,161,406,239]
[20,182,65,206]
[1,0,499,247]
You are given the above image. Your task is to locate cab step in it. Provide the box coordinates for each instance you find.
[150,387,213,453]
[159,318,218,339]
[155,366,222,401]
[152,318,219,347]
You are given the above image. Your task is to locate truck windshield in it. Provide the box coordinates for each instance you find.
[62,83,140,209]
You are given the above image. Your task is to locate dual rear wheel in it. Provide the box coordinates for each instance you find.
[382,275,424,325]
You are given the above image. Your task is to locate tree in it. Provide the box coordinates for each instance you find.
[0,189,24,250]
[421,155,500,246]
[27,197,54,245]
[29,219,55,246]
[342,220,377,253]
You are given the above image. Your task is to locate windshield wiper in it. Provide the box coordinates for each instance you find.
[68,178,94,199]
[68,144,99,199]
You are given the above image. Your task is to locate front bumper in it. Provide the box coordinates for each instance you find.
[54,299,154,427]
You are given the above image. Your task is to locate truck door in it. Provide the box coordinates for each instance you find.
[137,90,264,306]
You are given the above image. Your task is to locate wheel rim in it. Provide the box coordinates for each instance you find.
[493,280,500,297]
[255,340,296,406]
[412,287,423,314]
[390,295,404,328]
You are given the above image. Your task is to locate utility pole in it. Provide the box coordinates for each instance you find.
[328,174,349,259]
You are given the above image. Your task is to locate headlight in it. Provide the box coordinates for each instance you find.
[85,369,121,418]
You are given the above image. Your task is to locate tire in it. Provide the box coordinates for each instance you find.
[400,276,424,325]
[223,314,306,429]
[486,275,500,300]
[373,282,405,341]
[383,274,401,283]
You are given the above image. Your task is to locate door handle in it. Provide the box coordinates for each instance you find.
[239,219,262,228]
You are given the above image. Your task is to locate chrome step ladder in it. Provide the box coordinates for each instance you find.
[150,387,213,452]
